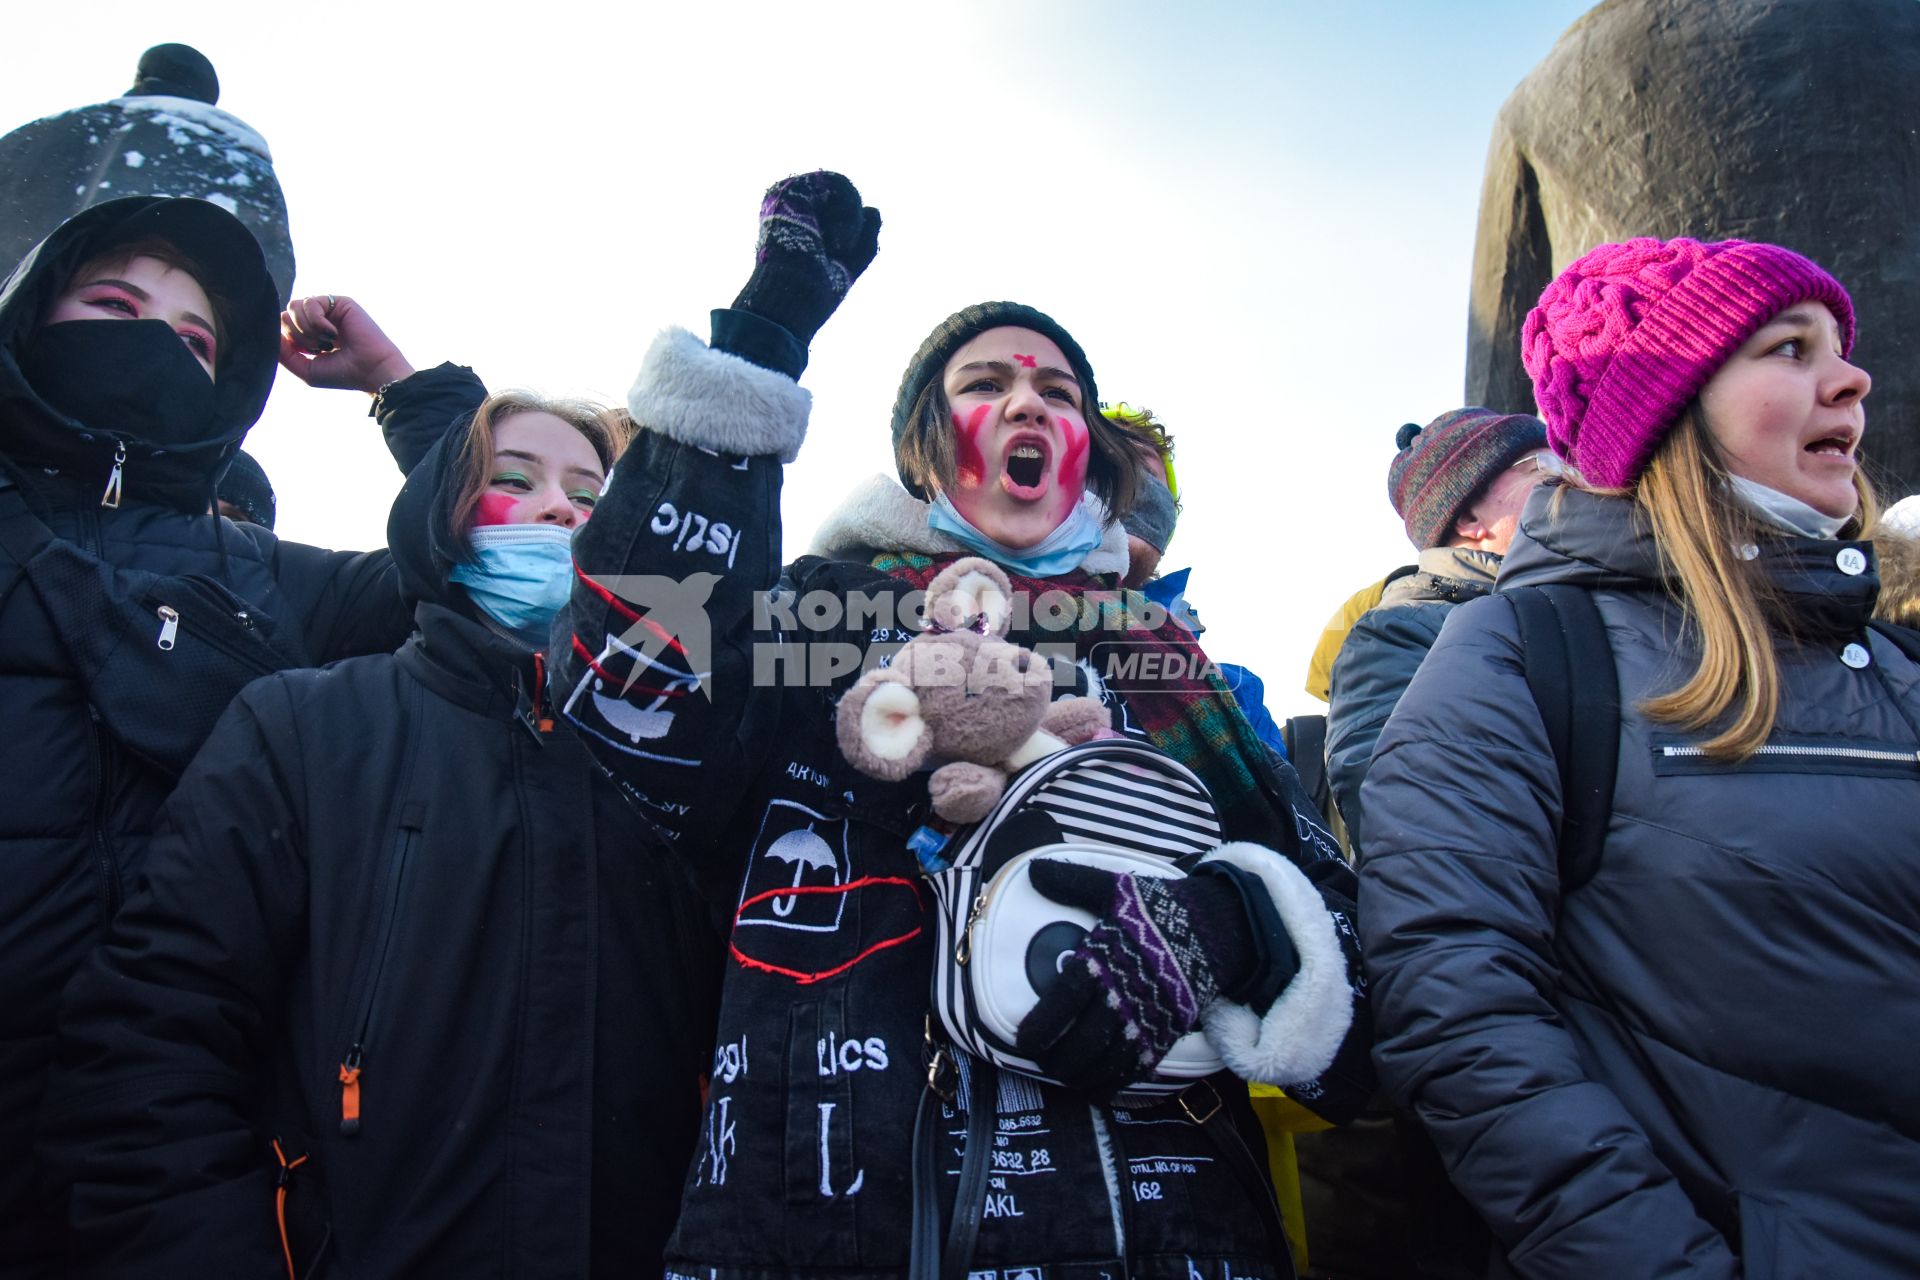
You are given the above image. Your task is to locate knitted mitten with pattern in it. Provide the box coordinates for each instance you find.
[730,170,881,347]
[1014,860,1261,1098]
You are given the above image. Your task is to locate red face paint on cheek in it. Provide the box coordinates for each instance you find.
[1048,415,1092,522]
[1058,416,1091,486]
[952,404,991,488]
[473,491,520,527]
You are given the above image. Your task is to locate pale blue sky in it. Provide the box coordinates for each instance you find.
[7,1,1597,698]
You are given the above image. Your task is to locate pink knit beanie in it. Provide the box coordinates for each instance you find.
[1521,237,1855,489]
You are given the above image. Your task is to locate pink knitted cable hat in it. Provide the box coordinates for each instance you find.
[1520,237,1855,489]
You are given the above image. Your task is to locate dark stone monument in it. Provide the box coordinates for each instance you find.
[0,44,296,305]
[1466,0,1920,492]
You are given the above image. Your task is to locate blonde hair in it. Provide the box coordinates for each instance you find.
[1102,403,1179,500]
[1872,530,1920,629]
[1592,408,1878,760]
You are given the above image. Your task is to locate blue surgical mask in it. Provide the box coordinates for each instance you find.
[449,524,576,649]
[928,491,1107,578]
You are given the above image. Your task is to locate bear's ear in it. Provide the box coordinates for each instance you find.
[926,556,1015,634]
[835,668,932,781]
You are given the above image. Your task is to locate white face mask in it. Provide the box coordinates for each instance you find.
[1726,475,1851,541]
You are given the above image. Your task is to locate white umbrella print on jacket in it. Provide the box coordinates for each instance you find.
[765,825,837,917]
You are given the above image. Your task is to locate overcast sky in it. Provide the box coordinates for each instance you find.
[6,0,1596,701]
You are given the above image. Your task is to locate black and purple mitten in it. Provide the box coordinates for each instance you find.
[730,170,882,347]
[1014,860,1275,1099]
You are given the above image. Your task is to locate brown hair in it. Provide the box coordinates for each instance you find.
[1595,407,1878,760]
[894,377,1140,521]
[65,235,235,361]
[448,390,632,539]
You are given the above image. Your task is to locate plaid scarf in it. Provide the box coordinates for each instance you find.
[872,552,1294,844]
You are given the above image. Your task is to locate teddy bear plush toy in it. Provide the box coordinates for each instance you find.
[835,557,1109,823]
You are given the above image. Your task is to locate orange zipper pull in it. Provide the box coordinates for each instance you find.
[338,1049,363,1136]
[533,652,554,733]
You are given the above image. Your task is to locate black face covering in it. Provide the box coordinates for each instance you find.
[19,319,216,447]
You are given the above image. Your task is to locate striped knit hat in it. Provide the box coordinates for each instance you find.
[1387,407,1549,550]
[1522,237,1854,489]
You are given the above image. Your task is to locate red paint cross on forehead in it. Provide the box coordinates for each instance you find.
[1012,353,1038,368]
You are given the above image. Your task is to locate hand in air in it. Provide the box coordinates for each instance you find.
[278,295,416,395]
[731,171,882,345]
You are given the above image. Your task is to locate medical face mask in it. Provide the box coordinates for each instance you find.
[448,523,576,648]
[928,491,1106,579]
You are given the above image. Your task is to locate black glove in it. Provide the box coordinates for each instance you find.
[1014,860,1267,1099]
[730,171,882,348]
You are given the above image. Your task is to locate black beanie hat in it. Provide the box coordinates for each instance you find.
[889,301,1100,499]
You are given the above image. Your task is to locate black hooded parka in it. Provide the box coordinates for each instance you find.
[0,197,443,1273]
[39,422,721,1277]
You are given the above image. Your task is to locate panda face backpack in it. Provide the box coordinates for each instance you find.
[926,737,1229,1097]
[832,556,1227,1100]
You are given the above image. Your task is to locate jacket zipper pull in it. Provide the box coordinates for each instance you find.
[533,652,554,733]
[100,442,126,509]
[156,605,179,651]
[338,1046,364,1136]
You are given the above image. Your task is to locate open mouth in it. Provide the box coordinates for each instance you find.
[1000,435,1052,498]
[1806,430,1858,459]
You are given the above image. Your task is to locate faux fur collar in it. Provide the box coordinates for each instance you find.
[808,473,1131,577]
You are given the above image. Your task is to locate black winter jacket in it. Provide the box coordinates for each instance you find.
[546,321,1373,1280]
[1326,546,1499,850]
[1359,485,1920,1277]
[39,423,721,1277]
[0,198,448,1274]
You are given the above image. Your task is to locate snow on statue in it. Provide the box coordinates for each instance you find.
[0,43,295,305]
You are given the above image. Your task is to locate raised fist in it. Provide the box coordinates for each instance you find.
[278,294,416,395]
[731,171,881,346]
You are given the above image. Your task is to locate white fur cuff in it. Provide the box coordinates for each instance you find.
[627,326,813,463]
[1197,842,1354,1086]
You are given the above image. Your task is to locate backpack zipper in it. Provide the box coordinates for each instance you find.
[142,592,281,674]
[337,826,418,1136]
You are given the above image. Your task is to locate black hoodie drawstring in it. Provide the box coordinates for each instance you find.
[208,474,234,584]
